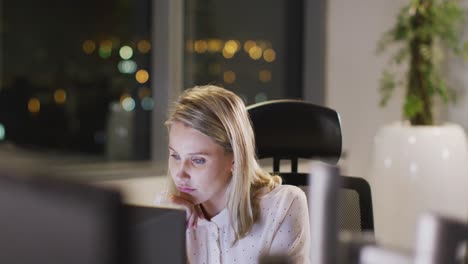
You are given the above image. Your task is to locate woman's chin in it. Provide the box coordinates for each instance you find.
[178,192,198,203]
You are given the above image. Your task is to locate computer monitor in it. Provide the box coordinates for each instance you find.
[0,173,127,264]
[126,205,186,264]
[0,171,187,264]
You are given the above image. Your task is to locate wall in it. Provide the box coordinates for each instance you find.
[447,0,468,129]
[326,0,407,178]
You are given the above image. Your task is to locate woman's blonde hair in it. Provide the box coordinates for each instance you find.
[165,85,281,243]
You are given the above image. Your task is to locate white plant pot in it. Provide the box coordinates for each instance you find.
[370,122,468,251]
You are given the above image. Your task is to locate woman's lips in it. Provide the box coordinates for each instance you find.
[178,186,196,193]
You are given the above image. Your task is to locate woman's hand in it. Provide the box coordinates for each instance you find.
[168,194,205,229]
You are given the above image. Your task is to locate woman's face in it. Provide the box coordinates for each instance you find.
[168,121,234,212]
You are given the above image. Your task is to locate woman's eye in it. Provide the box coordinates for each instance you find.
[192,157,205,165]
[170,154,180,160]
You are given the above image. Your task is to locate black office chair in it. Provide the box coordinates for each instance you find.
[247,99,374,233]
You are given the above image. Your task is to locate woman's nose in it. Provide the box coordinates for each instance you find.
[175,162,190,180]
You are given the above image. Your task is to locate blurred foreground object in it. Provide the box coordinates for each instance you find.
[308,162,341,264]
[0,172,127,264]
[414,213,468,264]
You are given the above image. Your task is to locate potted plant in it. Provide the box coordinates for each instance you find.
[370,0,468,251]
[377,0,467,125]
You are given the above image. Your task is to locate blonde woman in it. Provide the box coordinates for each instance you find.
[163,85,310,263]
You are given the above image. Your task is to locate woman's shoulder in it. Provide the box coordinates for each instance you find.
[258,184,309,222]
[261,184,307,203]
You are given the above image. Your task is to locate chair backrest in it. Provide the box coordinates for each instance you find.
[248,99,342,172]
[247,99,374,232]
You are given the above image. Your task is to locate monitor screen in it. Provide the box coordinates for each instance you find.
[126,205,186,264]
[0,173,127,264]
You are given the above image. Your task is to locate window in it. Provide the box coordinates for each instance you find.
[1,0,324,171]
[0,0,152,160]
[183,0,304,104]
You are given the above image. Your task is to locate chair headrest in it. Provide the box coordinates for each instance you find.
[247,99,342,164]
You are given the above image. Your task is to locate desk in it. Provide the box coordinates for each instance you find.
[96,175,167,206]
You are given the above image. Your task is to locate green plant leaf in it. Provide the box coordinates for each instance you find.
[379,71,396,107]
[392,47,409,64]
[404,94,424,119]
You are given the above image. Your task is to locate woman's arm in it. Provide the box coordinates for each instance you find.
[155,191,204,229]
[168,195,205,229]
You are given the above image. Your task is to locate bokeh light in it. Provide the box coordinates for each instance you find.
[222,49,234,59]
[223,70,236,84]
[259,70,272,82]
[222,40,239,59]
[207,39,223,53]
[98,40,113,59]
[82,40,96,54]
[135,69,149,84]
[0,123,5,141]
[119,45,133,60]
[121,97,136,112]
[194,40,208,53]
[137,40,151,54]
[28,98,40,113]
[224,40,239,54]
[249,46,263,60]
[243,40,256,53]
[141,97,154,111]
[54,89,67,104]
[118,60,138,74]
[263,48,276,62]
[120,93,131,104]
